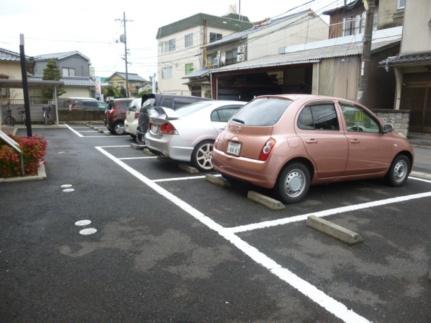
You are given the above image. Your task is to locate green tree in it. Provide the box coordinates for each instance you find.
[42,59,65,100]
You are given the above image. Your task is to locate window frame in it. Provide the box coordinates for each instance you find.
[210,105,242,122]
[297,101,341,132]
[161,65,173,79]
[209,32,223,43]
[184,33,193,48]
[397,0,406,9]
[184,63,194,75]
[339,102,382,134]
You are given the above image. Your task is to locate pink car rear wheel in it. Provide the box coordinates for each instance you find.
[276,162,311,204]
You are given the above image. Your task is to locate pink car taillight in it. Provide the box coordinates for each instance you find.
[259,138,276,161]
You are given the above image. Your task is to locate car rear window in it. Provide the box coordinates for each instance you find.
[231,98,292,126]
[176,101,214,117]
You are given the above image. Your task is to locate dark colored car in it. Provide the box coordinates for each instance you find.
[104,98,134,135]
[136,94,210,143]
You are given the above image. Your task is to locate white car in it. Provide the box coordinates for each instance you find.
[124,98,141,139]
[145,100,246,171]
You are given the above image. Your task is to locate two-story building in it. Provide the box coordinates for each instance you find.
[186,9,329,99]
[382,0,431,133]
[156,13,252,96]
[107,72,148,96]
[31,51,95,98]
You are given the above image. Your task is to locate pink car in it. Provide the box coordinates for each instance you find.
[213,94,414,203]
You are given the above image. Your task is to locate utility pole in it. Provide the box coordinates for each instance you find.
[238,0,241,20]
[116,12,132,97]
[19,34,32,137]
[357,0,376,105]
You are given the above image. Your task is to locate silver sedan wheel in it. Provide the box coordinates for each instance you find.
[195,142,214,171]
[393,159,408,183]
[284,169,306,198]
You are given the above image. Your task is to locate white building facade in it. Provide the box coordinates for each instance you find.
[156,13,252,96]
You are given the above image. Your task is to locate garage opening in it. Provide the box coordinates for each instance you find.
[213,64,313,101]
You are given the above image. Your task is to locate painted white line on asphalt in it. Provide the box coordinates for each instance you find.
[153,174,222,183]
[61,184,73,189]
[98,145,130,148]
[79,228,97,235]
[409,176,431,184]
[75,220,92,226]
[229,191,431,234]
[62,188,75,193]
[65,124,83,137]
[118,156,157,160]
[95,146,369,323]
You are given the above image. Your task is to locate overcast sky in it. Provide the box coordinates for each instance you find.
[0,0,343,79]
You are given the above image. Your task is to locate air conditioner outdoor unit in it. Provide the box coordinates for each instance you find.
[237,54,245,62]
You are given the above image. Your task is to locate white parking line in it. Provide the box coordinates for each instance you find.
[153,174,222,183]
[119,156,157,160]
[95,145,369,323]
[228,190,431,234]
[65,124,83,137]
[98,145,130,148]
[410,176,431,184]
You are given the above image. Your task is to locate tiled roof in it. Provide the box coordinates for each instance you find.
[156,13,253,39]
[0,48,21,62]
[29,76,95,87]
[110,72,147,82]
[380,52,431,66]
[34,51,90,61]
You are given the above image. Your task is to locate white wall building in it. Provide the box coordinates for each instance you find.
[156,13,252,96]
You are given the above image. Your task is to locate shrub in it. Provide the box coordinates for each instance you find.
[0,135,47,178]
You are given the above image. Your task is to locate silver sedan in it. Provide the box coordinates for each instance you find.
[145,100,246,171]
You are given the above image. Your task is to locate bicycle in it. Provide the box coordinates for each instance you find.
[2,106,16,126]
[42,105,53,125]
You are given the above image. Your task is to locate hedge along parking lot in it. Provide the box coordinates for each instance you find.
[71,118,431,323]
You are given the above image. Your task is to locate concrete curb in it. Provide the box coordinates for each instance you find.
[410,171,431,180]
[178,164,200,174]
[306,215,363,245]
[0,163,47,183]
[206,174,230,188]
[247,191,285,210]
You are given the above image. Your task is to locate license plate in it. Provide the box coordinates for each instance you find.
[151,124,159,134]
[227,141,241,156]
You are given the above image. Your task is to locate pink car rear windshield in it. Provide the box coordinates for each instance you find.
[232,98,292,126]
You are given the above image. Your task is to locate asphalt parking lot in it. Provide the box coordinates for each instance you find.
[1,124,430,322]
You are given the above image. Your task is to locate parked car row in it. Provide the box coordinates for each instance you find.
[112,94,415,203]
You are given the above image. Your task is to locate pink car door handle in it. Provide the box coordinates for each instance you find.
[305,138,318,144]
[350,138,360,144]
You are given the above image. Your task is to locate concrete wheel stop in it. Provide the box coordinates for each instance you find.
[247,191,285,210]
[306,216,363,245]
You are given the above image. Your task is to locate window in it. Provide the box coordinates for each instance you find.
[232,98,292,126]
[160,39,176,53]
[340,104,380,133]
[397,0,406,9]
[209,32,222,43]
[62,67,75,77]
[225,49,237,65]
[298,104,339,131]
[161,66,173,79]
[211,106,242,122]
[342,13,366,36]
[184,33,193,48]
[185,63,194,75]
